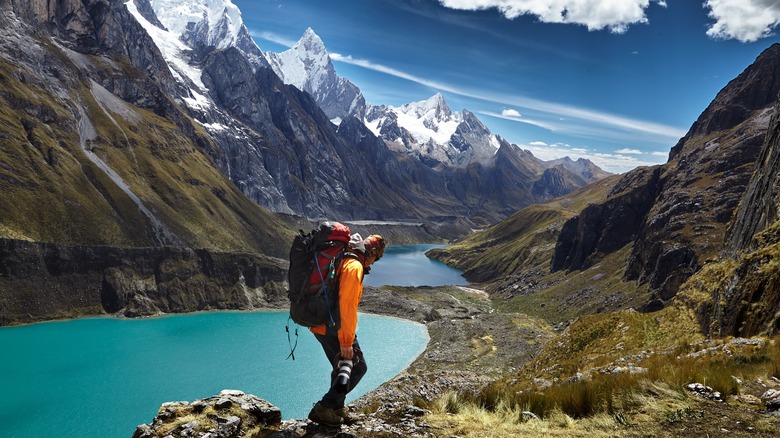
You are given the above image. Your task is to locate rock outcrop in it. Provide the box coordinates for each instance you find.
[0,238,287,325]
[725,86,780,256]
[133,390,282,438]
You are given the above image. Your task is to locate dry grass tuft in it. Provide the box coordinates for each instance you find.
[426,337,780,437]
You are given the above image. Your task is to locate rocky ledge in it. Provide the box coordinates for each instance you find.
[0,238,288,326]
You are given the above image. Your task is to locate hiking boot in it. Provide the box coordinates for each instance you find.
[335,406,359,425]
[308,402,343,428]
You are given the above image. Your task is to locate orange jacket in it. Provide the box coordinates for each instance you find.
[310,255,364,347]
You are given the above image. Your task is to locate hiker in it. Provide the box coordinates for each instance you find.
[307,233,386,427]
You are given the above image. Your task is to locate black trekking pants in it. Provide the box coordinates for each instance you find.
[314,333,368,409]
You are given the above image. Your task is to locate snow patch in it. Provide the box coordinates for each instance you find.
[196,120,229,131]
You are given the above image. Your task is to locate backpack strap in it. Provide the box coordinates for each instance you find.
[285,316,298,360]
[341,251,365,281]
[314,247,336,329]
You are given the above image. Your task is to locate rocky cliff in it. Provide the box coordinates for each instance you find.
[674,77,780,337]
[0,238,288,326]
[551,165,661,272]
[725,92,780,256]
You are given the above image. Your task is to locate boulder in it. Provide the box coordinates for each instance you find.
[133,390,281,438]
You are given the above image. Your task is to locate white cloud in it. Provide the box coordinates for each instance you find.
[651,151,669,157]
[529,141,548,146]
[615,148,643,154]
[502,108,522,117]
[437,0,665,33]
[435,0,778,42]
[704,0,780,42]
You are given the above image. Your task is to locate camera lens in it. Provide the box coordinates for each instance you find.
[333,359,353,394]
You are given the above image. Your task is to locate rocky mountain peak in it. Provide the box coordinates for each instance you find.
[400,93,454,120]
[149,0,267,70]
[546,156,612,183]
[266,27,331,90]
[670,43,780,161]
[263,27,366,121]
[298,27,326,53]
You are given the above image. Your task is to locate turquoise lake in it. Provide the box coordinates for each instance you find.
[364,244,467,287]
[0,245,464,437]
[0,312,428,437]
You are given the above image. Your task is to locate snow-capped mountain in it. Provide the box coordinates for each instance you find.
[138,0,583,176]
[127,0,210,106]
[149,0,267,69]
[265,28,367,122]
[266,28,501,168]
[365,93,501,168]
[150,0,241,45]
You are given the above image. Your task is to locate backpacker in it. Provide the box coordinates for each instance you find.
[287,221,351,329]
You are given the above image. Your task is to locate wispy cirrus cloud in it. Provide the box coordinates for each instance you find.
[330,53,686,145]
[479,109,557,131]
[251,30,297,48]
[329,53,463,94]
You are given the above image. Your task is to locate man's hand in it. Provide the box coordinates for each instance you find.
[340,345,354,360]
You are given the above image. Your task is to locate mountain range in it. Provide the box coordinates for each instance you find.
[140,0,610,222]
[0,0,613,324]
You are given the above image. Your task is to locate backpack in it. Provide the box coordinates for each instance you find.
[287,221,351,329]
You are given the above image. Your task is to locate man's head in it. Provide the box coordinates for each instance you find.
[362,235,386,265]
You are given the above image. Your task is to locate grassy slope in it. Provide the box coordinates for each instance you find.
[0,51,292,257]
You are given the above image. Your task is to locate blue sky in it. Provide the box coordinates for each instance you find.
[234,0,780,173]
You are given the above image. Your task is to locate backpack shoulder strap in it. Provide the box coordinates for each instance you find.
[339,251,365,282]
